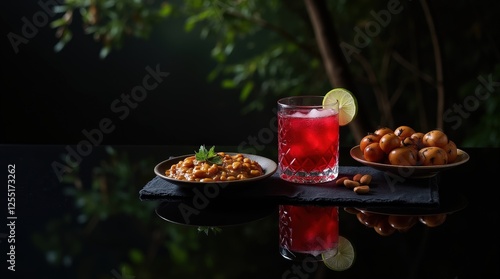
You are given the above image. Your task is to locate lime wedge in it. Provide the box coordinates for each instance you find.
[322,236,355,271]
[323,88,358,126]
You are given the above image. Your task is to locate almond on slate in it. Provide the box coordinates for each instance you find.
[360,174,372,185]
[354,185,370,194]
[353,173,363,182]
[335,176,348,186]
[344,179,360,189]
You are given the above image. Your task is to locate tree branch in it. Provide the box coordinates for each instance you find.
[303,0,372,141]
[420,0,444,129]
[392,51,435,85]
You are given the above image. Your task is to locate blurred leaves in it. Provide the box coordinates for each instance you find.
[51,0,172,59]
[33,146,160,275]
[181,0,325,114]
[62,146,157,222]
[176,0,500,146]
[32,146,277,278]
[50,0,500,146]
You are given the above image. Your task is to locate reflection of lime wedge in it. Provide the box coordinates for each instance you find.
[322,236,355,271]
[323,88,358,126]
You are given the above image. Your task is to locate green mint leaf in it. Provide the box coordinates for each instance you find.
[195,145,222,164]
[208,146,217,158]
[207,155,223,165]
[195,145,208,161]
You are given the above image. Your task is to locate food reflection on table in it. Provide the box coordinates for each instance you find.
[155,200,276,227]
[344,207,451,236]
[278,205,339,261]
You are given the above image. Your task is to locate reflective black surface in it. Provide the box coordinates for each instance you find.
[0,145,498,278]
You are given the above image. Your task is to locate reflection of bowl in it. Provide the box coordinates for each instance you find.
[155,201,276,227]
[345,191,468,236]
[349,209,447,236]
[350,145,470,178]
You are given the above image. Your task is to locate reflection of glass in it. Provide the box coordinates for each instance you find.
[279,204,339,261]
[277,96,339,184]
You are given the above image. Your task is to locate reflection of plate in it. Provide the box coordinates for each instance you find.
[154,153,277,184]
[356,192,468,216]
[155,201,277,227]
[350,145,469,178]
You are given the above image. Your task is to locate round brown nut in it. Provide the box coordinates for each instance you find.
[354,185,370,194]
[335,176,349,186]
[360,174,372,185]
[343,207,360,214]
[344,179,360,189]
[418,214,447,227]
[353,173,363,182]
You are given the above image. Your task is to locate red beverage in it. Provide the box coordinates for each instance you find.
[279,205,339,260]
[278,96,339,183]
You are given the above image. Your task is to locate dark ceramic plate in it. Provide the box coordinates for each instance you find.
[350,145,469,178]
[154,153,277,184]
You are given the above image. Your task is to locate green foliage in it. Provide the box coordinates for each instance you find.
[50,0,500,147]
[33,146,161,272]
[33,146,278,278]
[460,64,500,147]
[51,0,172,58]
[181,0,327,114]
[62,146,158,221]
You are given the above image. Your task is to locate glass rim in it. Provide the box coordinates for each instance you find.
[277,95,338,108]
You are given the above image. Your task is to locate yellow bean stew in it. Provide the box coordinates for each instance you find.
[164,152,264,182]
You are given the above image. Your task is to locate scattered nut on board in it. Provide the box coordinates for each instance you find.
[343,179,360,189]
[360,174,372,185]
[337,173,372,194]
[335,176,348,186]
[353,173,363,182]
[354,185,370,194]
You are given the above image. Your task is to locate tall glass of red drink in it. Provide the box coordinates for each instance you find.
[277,96,339,183]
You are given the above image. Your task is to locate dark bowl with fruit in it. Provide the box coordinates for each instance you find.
[351,126,470,178]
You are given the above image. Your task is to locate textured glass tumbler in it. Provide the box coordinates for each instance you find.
[277,96,339,184]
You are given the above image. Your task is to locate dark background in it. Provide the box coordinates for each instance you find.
[1,3,499,279]
[1,2,273,146]
[3,1,500,148]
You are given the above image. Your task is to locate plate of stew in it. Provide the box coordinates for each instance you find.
[154,152,277,184]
